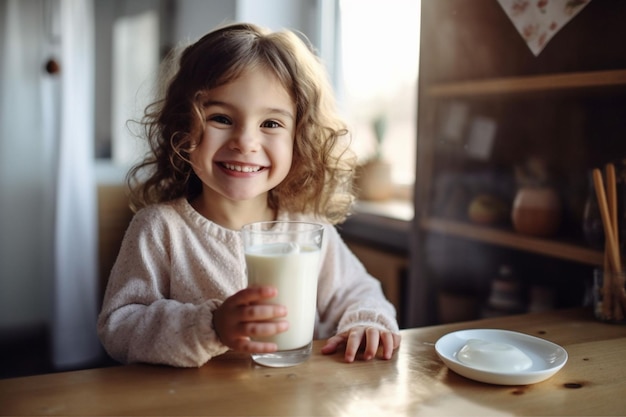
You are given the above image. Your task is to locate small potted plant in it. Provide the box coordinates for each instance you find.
[355,114,393,201]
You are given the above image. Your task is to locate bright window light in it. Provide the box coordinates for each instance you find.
[112,10,159,166]
[338,0,420,186]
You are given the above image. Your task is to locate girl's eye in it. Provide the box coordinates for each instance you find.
[261,120,281,128]
[207,115,231,125]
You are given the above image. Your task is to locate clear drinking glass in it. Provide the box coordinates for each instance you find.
[241,221,324,367]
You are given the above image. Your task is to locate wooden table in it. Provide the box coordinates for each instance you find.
[1,308,625,416]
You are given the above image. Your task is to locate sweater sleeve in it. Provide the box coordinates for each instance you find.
[97,208,230,367]
[315,225,400,338]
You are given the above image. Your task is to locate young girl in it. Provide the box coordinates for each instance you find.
[97,22,401,367]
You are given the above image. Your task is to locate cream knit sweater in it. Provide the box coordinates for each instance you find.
[97,198,399,367]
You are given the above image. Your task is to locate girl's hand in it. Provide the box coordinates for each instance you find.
[321,326,401,363]
[213,286,288,353]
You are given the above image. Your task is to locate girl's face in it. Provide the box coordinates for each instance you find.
[189,68,296,205]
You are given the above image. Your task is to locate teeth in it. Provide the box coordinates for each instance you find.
[223,163,261,173]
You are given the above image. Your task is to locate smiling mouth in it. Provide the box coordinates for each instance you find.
[220,162,263,173]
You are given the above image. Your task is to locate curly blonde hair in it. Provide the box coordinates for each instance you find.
[127,22,356,224]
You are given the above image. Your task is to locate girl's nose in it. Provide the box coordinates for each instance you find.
[228,125,260,154]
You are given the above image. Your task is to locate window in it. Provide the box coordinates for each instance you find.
[111,9,159,166]
[337,0,421,188]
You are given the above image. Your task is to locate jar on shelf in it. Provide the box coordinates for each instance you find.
[511,156,562,237]
[512,186,562,237]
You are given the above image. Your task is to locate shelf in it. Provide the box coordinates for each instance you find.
[353,199,414,223]
[341,201,411,255]
[419,217,604,267]
[427,69,626,98]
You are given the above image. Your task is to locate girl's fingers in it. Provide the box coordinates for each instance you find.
[214,287,289,352]
[228,320,288,352]
[344,327,366,362]
[381,331,395,359]
[320,334,343,354]
[230,286,278,306]
[393,333,402,349]
[242,320,289,337]
[239,340,280,353]
[241,304,287,321]
[322,328,401,361]
[363,327,380,360]
[230,336,279,353]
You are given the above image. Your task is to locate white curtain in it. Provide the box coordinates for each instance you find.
[0,0,101,369]
[52,0,101,369]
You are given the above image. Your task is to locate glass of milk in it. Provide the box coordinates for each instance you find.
[241,221,324,367]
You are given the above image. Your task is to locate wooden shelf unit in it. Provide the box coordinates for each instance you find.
[420,217,603,267]
[428,69,626,98]
[417,68,622,267]
[410,0,626,325]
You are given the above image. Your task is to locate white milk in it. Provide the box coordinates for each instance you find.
[245,243,320,350]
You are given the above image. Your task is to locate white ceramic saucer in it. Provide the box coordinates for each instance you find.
[435,329,568,385]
